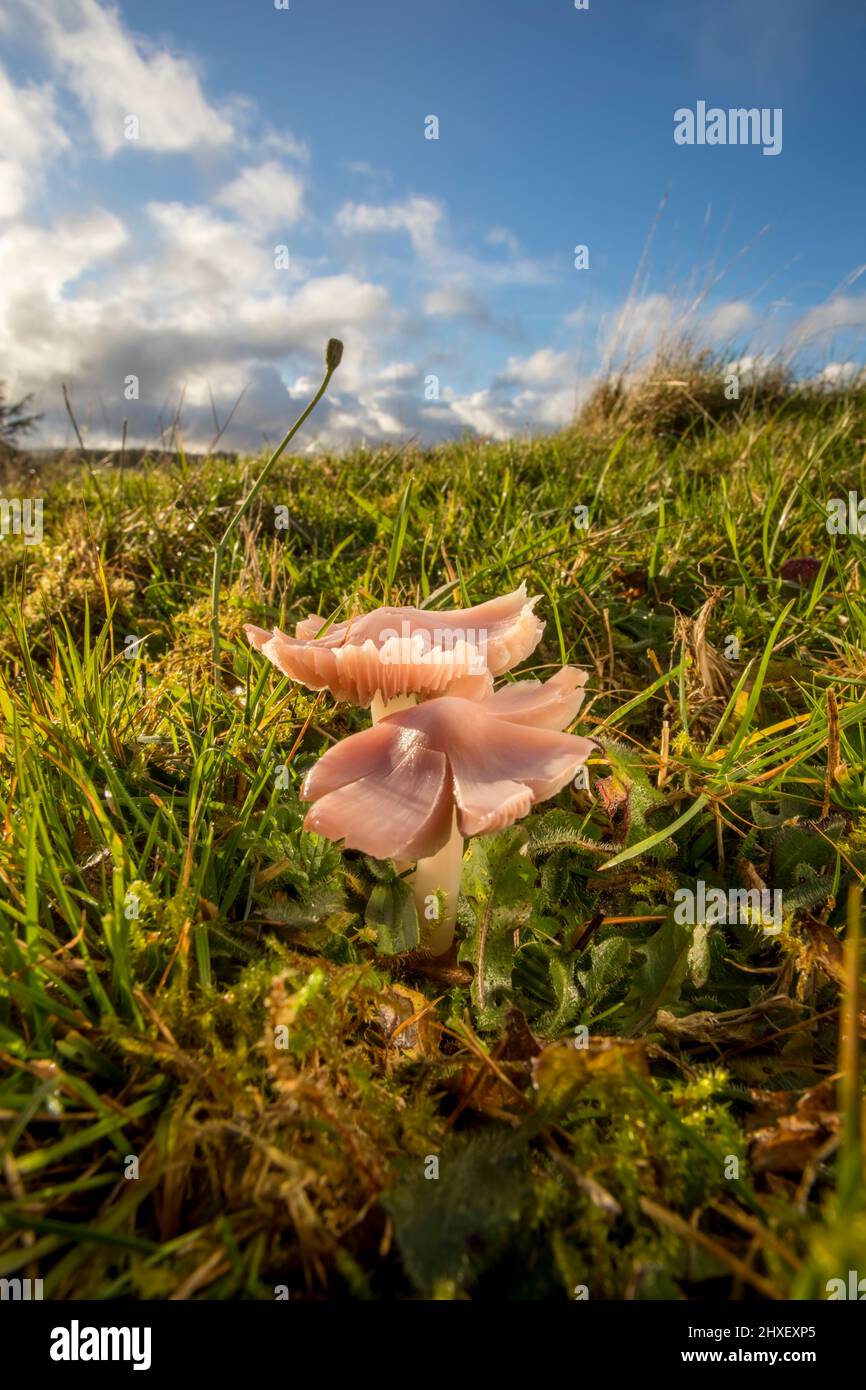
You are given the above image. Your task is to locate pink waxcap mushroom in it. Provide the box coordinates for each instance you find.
[483,665,588,730]
[244,584,544,706]
[300,668,594,860]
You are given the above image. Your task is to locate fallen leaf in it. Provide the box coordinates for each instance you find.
[375,983,439,1059]
[749,1080,839,1174]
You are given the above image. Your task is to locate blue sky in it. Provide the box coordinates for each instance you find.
[1,0,865,450]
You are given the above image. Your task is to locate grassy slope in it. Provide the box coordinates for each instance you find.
[1,391,865,1300]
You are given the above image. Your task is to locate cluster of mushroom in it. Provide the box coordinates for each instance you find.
[245,586,595,956]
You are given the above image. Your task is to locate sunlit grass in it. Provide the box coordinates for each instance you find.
[0,377,864,1298]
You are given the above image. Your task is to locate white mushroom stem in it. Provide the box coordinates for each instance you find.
[370,691,418,723]
[370,689,463,955]
[409,809,464,955]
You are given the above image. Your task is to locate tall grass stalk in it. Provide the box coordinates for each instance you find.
[209,338,342,677]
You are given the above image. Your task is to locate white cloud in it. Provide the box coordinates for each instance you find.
[0,63,69,216]
[814,361,865,387]
[5,0,856,456]
[442,347,581,441]
[0,162,27,217]
[336,196,445,258]
[702,301,756,340]
[448,390,514,440]
[497,347,574,387]
[486,227,521,254]
[144,202,273,299]
[599,292,677,367]
[598,294,766,369]
[216,162,305,230]
[256,129,310,163]
[336,194,552,298]
[344,159,392,184]
[1,191,396,451]
[29,0,234,154]
[424,281,492,325]
[445,387,576,441]
[793,295,866,345]
[725,354,776,382]
[0,212,128,379]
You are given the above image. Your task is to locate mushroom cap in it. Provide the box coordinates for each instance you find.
[301,666,594,860]
[244,584,544,705]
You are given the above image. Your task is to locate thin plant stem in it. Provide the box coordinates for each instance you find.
[210,338,342,678]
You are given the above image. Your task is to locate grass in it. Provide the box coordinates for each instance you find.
[1,370,865,1300]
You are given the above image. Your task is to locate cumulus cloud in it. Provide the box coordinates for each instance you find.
[598,293,677,368]
[424,281,496,328]
[216,162,306,230]
[814,361,865,387]
[28,0,235,154]
[793,294,866,346]
[2,3,488,453]
[426,284,479,318]
[0,212,128,382]
[1,185,397,451]
[336,196,445,259]
[702,301,757,340]
[447,387,575,441]
[598,293,764,370]
[4,0,855,457]
[444,347,581,441]
[0,63,69,216]
[497,347,575,387]
[725,354,777,382]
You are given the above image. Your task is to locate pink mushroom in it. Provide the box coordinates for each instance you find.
[301,667,594,953]
[244,584,543,715]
